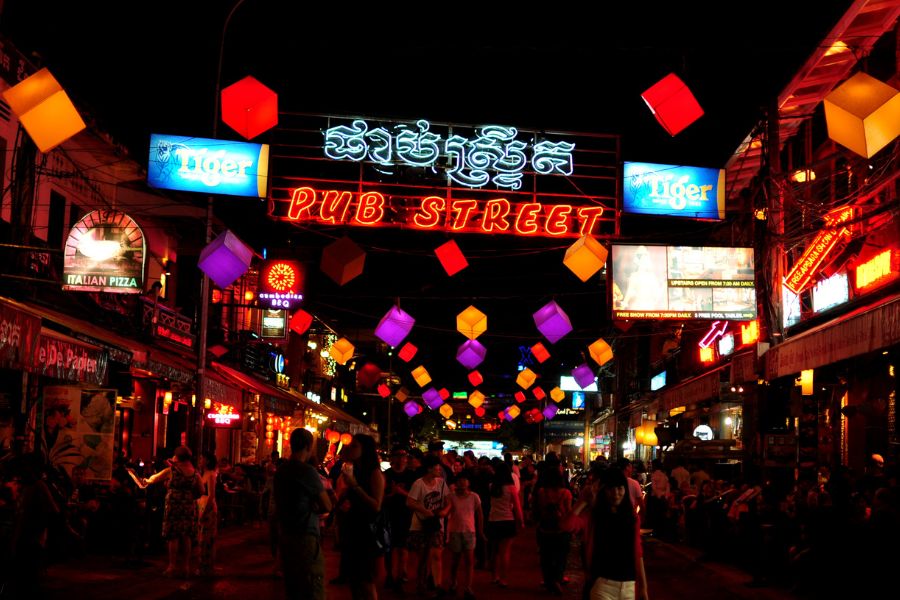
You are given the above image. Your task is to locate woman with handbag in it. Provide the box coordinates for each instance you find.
[138,446,202,578]
[338,434,386,600]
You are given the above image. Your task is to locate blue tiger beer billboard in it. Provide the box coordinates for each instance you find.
[623,161,725,220]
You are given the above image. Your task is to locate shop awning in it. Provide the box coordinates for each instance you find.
[659,367,724,413]
[765,296,900,379]
[210,362,316,413]
[34,328,107,385]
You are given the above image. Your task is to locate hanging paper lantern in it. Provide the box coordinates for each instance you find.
[589,338,614,367]
[439,403,454,419]
[550,387,565,403]
[526,408,544,424]
[340,433,353,446]
[289,309,314,335]
[644,427,658,447]
[2,68,86,153]
[320,236,366,286]
[411,366,432,387]
[439,388,450,400]
[531,342,551,364]
[572,363,596,389]
[456,305,487,340]
[456,340,487,370]
[824,72,900,158]
[357,363,381,389]
[516,368,537,389]
[221,75,278,140]
[542,403,559,420]
[395,387,409,402]
[514,391,526,403]
[398,342,418,362]
[563,235,609,282]
[468,390,485,408]
[198,230,254,289]
[506,405,521,420]
[403,401,423,417]
[533,387,546,401]
[423,388,443,410]
[375,305,416,347]
[800,369,814,396]
[533,301,573,344]
[377,384,391,398]
[641,73,704,136]
[635,424,646,445]
[498,409,507,420]
[474,406,486,417]
[329,338,355,365]
[435,240,469,276]
[467,370,483,386]
[326,429,341,444]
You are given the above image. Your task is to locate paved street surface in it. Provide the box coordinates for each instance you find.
[42,524,799,600]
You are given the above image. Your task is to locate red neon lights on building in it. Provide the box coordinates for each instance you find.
[784,206,855,295]
[266,262,297,292]
[698,321,728,348]
[855,249,899,290]
[699,346,715,363]
[740,320,759,345]
[280,186,607,239]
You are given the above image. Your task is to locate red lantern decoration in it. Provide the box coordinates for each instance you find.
[377,384,391,398]
[474,406,486,417]
[467,370,483,386]
[641,73,704,136]
[398,342,418,362]
[221,75,278,140]
[290,309,314,335]
[340,433,353,446]
[435,240,468,276]
[325,429,341,444]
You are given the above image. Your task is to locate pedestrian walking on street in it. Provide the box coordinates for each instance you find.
[487,462,524,588]
[275,428,333,600]
[407,455,451,596]
[383,446,416,590]
[446,472,485,600]
[581,468,648,600]
[197,451,218,576]
[534,461,573,595]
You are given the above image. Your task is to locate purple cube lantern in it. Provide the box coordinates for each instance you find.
[198,230,254,289]
[375,305,415,347]
[422,387,443,410]
[572,363,596,389]
[533,300,573,344]
[542,403,559,420]
[456,339,486,370]
[403,401,422,417]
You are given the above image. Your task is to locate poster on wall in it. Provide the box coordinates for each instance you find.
[42,386,116,480]
[63,210,146,293]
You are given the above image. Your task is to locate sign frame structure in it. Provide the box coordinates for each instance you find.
[63,210,146,294]
[147,133,270,198]
[269,114,620,239]
[623,161,726,220]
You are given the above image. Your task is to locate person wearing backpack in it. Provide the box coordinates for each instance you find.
[535,464,573,595]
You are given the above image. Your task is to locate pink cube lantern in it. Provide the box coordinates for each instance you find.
[403,401,422,417]
[572,363,596,389]
[533,300,573,344]
[456,340,486,370]
[221,75,278,140]
[467,370,483,386]
[289,309,313,335]
[435,239,468,276]
[423,388,443,410]
[375,305,415,347]
[398,342,417,362]
[542,403,559,420]
[641,73,704,136]
[198,230,254,289]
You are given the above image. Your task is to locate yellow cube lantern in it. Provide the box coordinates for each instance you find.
[589,338,614,366]
[563,235,609,282]
[824,72,900,158]
[2,68,86,153]
[439,403,454,419]
[506,405,521,420]
[516,368,537,390]
[411,365,432,387]
[468,390,485,409]
[457,305,487,340]
[329,338,355,365]
[550,387,565,403]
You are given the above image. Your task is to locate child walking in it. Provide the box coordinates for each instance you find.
[447,473,485,600]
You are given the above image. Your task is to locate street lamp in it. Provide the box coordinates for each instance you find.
[195,0,248,454]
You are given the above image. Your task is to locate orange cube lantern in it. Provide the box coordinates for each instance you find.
[329,338,355,365]
[589,338,614,366]
[457,305,487,340]
[221,75,278,140]
[641,73,704,136]
[564,235,609,282]
[506,405,521,420]
[516,368,537,389]
[468,390,485,408]
[824,72,900,158]
[411,366,432,387]
[2,68,86,152]
[439,403,454,419]
[550,387,565,403]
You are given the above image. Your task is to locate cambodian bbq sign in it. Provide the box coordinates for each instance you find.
[268,115,620,239]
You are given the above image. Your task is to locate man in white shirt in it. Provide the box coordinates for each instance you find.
[616,458,645,515]
[407,456,451,595]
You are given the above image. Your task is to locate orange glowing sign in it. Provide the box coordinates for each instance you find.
[274,186,609,239]
[740,320,759,345]
[784,206,855,295]
[258,260,304,309]
[700,346,715,363]
[855,249,899,290]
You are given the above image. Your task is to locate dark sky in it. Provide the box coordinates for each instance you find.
[0,1,855,394]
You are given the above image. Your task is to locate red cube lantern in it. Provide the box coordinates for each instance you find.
[357,363,381,389]
[321,236,366,286]
[514,391,526,403]
[474,406,486,417]
[641,73,704,136]
[467,370,483,386]
[531,342,550,363]
[289,309,314,335]
[221,75,278,140]
[377,384,391,398]
[439,388,450,400]
[533,387,546,400]
[435,240,468,276]
[398,342,418,362]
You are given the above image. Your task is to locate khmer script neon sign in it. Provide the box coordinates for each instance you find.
[323,119,575,190]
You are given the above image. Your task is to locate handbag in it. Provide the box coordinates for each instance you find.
[370,510,392,554]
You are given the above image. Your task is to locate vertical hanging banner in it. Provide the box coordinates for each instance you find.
[63,211,146,293]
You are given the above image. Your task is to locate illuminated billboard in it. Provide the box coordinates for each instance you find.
[611,245,756,320]
[650,371,667,391]
[623,162,725,220]
[63,211,145,293]
[148,134,269,198]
